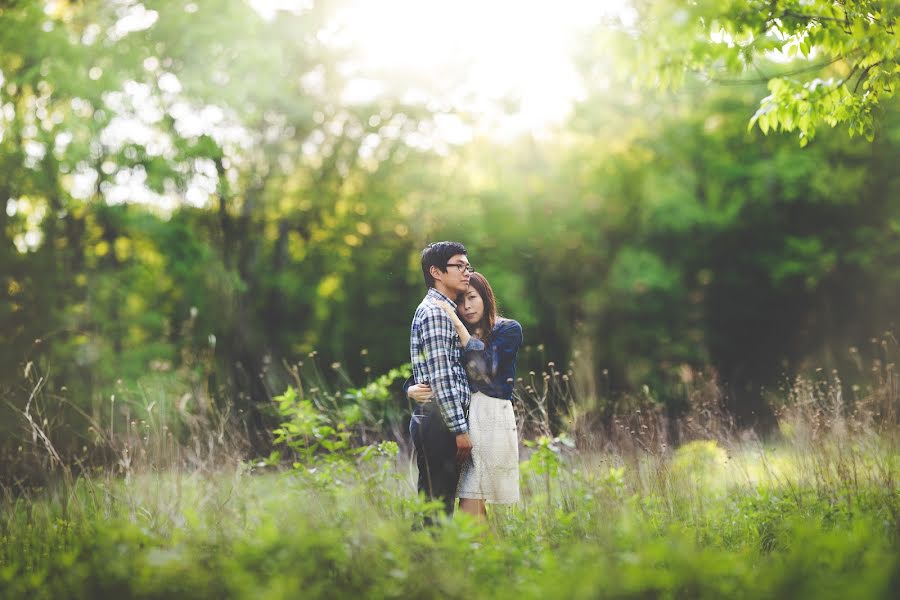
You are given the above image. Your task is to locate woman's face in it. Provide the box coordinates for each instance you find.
[459,288,484,325]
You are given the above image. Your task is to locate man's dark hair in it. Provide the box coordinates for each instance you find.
[420,241,467,288]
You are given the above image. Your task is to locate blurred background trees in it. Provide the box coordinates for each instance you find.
[1,0,898,453]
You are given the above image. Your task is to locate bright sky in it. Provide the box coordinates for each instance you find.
[256,0,627,138]
[345,0,612,136]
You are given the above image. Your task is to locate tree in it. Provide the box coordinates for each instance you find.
[623,0,898,144]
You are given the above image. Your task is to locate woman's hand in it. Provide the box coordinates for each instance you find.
[429,298,471,346]
[429,298,456,317]
[407,383,434,404]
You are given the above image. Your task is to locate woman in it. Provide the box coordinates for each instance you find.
[408,272,523,518]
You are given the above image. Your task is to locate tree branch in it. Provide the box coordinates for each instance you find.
[854,60,884,93]
[703,55,846,86]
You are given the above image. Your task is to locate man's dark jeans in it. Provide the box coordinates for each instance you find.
[409,401,459,519]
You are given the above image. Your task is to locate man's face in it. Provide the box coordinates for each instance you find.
[440,253,471,294]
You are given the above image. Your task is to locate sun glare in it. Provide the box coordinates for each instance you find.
[336,0,620,137]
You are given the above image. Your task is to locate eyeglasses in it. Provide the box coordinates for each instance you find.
[445,262,474,273]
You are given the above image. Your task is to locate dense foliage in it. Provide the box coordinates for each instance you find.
[625,0,899,143]
[1,3,897,596]
[1,0,898,457]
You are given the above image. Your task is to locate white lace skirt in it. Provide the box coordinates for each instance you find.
[457,392,520,504]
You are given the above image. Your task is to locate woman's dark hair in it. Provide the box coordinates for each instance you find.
[420,241,467,288]
[460,272,497,345]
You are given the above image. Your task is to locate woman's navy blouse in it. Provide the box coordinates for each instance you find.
[462,319,523,400]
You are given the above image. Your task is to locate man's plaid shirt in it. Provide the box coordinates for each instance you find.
[410,288,472,434]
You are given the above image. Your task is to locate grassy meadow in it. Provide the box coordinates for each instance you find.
[2,2,899,598]
[1,359,898,599]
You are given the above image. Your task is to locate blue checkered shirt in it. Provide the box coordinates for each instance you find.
[410,288,471,434]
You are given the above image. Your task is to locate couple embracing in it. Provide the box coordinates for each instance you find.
[408,241,522,521]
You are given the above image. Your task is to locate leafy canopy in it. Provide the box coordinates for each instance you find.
[627,0,899,144]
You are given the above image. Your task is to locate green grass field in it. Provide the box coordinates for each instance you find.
[2,428,897,599]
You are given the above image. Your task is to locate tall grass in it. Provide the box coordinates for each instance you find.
[1,339,898,598]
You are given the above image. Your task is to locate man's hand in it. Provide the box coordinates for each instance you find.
[455,432,473,464]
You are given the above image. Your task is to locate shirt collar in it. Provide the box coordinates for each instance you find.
[427,287,458,309]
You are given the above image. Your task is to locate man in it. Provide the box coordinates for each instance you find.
[409,241,476,518]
